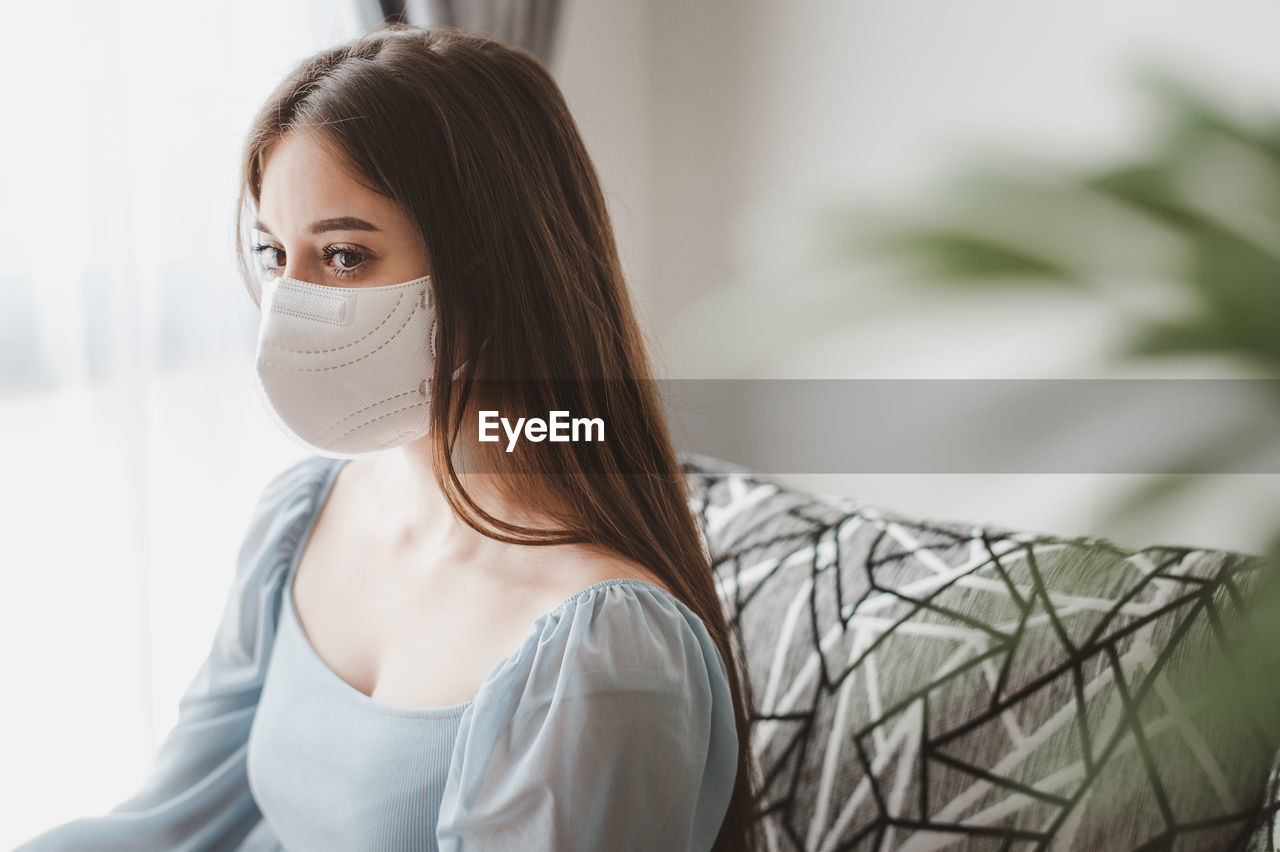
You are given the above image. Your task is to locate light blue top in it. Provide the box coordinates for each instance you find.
[17,455,739,851]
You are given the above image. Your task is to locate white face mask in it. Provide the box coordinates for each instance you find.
[252,272,456,458]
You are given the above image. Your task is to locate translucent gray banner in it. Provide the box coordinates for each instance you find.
[660,379,1280,474]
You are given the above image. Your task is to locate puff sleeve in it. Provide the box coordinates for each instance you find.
[434,579,739,852]
[16,455,334,852]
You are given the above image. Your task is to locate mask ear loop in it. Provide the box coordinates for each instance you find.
[417,274,492,386]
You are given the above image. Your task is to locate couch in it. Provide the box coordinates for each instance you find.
[679,452,1280,851]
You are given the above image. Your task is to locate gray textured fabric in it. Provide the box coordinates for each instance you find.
[678,452,1280,851]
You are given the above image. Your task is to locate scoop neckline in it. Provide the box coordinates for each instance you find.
[280,455,678,720]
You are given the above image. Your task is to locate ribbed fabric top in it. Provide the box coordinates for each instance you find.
[16,454,739,852]
[245,552,468,849]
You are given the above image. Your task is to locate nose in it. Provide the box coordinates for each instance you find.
[280,265,318,285]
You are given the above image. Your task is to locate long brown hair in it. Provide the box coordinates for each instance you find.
[234,23,761,852]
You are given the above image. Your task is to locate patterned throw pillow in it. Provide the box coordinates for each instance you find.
[678,452,1280,851]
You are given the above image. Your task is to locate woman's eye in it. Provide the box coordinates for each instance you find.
[333,250,364,270]
[250,243,285,273]
[322,246,370,279]
[248,242,370,281]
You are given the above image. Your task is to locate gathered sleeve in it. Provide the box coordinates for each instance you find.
[16,455,333,852]
[435,580,740,852]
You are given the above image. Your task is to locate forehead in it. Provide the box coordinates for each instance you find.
[257,131,401,234]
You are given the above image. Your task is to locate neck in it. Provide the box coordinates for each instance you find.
[364,431,556,559]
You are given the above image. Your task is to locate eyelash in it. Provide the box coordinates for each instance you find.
[249,243,370,280]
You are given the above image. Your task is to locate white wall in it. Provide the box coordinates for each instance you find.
[554,0,1280,555]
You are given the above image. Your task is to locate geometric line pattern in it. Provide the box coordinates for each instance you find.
[678,453,1280,851]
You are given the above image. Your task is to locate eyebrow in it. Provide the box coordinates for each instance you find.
[253,216,382,236]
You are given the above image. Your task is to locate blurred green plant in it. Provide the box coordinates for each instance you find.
[858,69,1280,536]
[865,74,1280,369]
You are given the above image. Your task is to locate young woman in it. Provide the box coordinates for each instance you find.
[19,23,761,852]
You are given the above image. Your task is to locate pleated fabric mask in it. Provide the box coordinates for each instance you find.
[252,273,462,458]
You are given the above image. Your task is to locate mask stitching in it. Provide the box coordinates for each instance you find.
[263,292,415,355]
[332,400,429,443]
[272,275,427,295]
[259,301,421,372]
[264,303,351,326]
[311,389,423,444]
[374,428,424,451]
[262,283,349,325]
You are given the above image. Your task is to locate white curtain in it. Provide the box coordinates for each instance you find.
[0,2,364,846]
